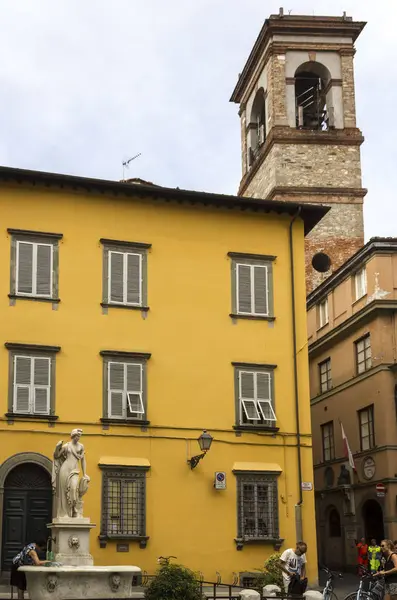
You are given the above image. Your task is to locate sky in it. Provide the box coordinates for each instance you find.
[0,0,395,240]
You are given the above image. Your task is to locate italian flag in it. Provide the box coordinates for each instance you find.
[340,422,356,471]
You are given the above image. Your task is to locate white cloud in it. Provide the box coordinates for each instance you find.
[0,0,395,238]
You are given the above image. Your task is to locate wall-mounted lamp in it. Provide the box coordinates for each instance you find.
[187,430,213,469]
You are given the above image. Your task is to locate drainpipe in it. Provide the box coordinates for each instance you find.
[289,208,303,543]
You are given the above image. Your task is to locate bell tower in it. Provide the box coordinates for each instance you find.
[230,10,366,292]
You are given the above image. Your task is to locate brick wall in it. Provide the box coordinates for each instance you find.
[341,53,357,128]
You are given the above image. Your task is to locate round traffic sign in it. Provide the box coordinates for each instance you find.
[376,483,385,493]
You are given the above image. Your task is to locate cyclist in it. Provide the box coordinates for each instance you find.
[368,539,381,574]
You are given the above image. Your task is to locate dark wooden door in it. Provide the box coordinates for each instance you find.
[2,464,52,570]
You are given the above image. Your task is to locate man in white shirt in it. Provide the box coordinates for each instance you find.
[278,541,307,593]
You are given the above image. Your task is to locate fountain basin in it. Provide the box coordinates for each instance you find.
[20,564,141,600]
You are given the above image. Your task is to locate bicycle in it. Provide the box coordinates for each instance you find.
[321,565,342,600]
[342,567,384,600]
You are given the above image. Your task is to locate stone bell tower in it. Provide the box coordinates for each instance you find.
[230,10,366,292]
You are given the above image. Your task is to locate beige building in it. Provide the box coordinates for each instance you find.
[308,238,397,569]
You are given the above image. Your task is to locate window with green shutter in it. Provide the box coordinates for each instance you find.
[101,351,151,423]
[228,252,275,319]
[5,342,60,418]
[100,239,151,310]
[233,363,277,429]
[8,229,62,302]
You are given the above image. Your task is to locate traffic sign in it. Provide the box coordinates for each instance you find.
[376,483,385,494]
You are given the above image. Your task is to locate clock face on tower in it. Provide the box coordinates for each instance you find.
[363,457,376,480]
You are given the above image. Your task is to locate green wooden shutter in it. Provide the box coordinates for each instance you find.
[17,242,34,294]
[36,244,52,296]
[14,356,32,413]
[237,264,252,314]
[108,362,124,417]
[126,253,141,305]
[33,357,50,414]
[253,265,268,315]
[239,371,260,420]
[109,252,124,303]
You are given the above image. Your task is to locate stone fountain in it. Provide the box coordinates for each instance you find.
[20,428,140,599]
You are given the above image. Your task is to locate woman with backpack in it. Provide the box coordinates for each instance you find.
[10,539,48,599]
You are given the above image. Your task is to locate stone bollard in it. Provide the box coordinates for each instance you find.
[304,591,324,600]
[263,584,282,596]
[239,589,261,600]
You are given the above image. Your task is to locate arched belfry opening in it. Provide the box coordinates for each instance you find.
[295,61,333,131]
[248,88,266,166]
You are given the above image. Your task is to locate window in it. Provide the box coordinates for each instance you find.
[5,342,59,417]
[354,267,367,300]
[100,466,148,544]
[234,364,277,428]
[358,405,375,451]
[318,298,329,328]
[236,473,279,540]
[229,253,275,319]
[101,351,150,422]
[319,359,332,393]
[329,508,341,537]
[355,335,372,374]
[321,421,335,462]
[8,229,62,301]
[101,239,150,309]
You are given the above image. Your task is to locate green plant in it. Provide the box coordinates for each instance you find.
[252,552,283,589]
[145,563,203,600]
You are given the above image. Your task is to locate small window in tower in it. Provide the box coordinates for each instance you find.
[247,89,266,168]
[295,61,332,131]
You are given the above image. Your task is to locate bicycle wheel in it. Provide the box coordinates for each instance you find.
[341,593,357,600]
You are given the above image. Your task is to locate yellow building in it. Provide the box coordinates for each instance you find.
[0,166,326,583]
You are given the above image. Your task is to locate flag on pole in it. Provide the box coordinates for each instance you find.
[340,421,356,471]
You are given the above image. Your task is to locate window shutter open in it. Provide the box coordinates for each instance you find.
[14,356,32,413]
[33,357,50,414]
[109,252,124,303]
[36,244,52,296]
[126,363,144,416]
[237,264,252,314]
[240,371,260,420]
[108,362,125,417]
[253,265,268,315]
[17,242,34,294]
[257,372,276,422]
[126,254,141,305]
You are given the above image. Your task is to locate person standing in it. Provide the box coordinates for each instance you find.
[10,540,48,599]
[374,539,397,600]
[278,541,308,594]
[369,539,382,574]
[356,537,369,575]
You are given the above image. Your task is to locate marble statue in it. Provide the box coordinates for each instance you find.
[52,428,90,518]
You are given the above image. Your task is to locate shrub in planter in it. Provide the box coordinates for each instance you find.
[252,552,283,589]
[145,563,203,600]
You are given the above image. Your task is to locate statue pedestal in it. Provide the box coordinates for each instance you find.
[48,517,96,566]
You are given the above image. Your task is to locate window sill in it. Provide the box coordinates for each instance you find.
[101,303,150,311]
[230,313,275,322]
[316,322,329,333]
[100,418,150,427]
[98,535,149,549]
[233,425,279,433]
[234,537,284,551]
[8,294,60,303]
[5,413,59,422]
[352,294,367,306]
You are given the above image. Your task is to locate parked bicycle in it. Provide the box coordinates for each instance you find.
[342,567,384,600]
[321,565,343,600]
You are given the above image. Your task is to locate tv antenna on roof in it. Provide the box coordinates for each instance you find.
[122,153,142,181]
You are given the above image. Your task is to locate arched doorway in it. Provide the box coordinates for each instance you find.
[362,499,384,542]
[1,463,52,570]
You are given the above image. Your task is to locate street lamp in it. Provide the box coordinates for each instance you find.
[187,430,213,469]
